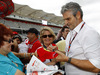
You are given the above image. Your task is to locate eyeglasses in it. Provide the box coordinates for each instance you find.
[42,35,53,38]
[4,39,13,43]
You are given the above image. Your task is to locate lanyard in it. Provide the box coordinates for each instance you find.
[67,22,85,56]
[43,44,52,52]
[43,44,50,51]
[28,39,38,49]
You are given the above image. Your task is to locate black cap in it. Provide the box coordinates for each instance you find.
[26,28,39,35]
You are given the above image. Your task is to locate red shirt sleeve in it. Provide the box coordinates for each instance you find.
[37,47,58,62]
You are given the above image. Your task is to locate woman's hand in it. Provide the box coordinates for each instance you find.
[47,45,58,52]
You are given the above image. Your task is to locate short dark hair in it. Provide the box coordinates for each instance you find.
[13,35,22,42]
[61,26,69,32]
[26,28,39,36]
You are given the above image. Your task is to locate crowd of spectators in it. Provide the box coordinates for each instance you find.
[0,0,100,75]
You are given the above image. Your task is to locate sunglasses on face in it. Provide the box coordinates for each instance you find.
[4,39,13,43]
[42,35,53,38]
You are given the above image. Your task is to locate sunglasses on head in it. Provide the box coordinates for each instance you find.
[42,35,53,38]
[4,39,13,43]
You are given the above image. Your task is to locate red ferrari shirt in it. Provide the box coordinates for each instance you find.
[36,43,58,62]
[27,38,41,53]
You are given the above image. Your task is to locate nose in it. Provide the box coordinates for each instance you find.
[10,42,13,45]
[46,36,49,38]
[65,20,68,26]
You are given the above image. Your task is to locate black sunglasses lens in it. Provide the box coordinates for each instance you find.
[42,35,47,38]
[48,35,53,37]
[42,35,53,38]
[8,39,13,43]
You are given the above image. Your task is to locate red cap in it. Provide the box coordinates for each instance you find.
[13,31,18,35]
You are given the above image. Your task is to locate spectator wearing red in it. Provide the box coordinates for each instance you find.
[35,27,58,65]
[26,28,41,53]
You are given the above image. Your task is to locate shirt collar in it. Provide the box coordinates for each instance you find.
[73,21,84,33]
[29,38,38,44]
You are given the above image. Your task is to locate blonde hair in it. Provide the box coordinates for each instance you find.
[40,27,56,44]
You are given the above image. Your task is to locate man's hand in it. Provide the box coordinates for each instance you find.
[55,50,68,62]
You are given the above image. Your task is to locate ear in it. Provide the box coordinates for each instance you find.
[76,11,81,19]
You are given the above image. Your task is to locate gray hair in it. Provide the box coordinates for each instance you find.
[61,2,83,19]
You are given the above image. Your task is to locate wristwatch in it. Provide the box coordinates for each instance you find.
[67,57,72,63]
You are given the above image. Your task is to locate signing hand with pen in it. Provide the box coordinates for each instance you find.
[47,44,58,52]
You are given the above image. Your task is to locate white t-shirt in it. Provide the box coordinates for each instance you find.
[65,21,100,75]
[18,42,28,53]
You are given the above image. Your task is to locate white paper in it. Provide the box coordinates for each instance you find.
[27,55,64,75]
[27,70,64,75]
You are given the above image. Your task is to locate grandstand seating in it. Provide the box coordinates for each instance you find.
[0,18,61,35]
